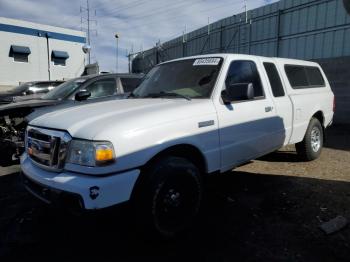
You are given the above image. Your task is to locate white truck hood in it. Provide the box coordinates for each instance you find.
[29,98,215,140]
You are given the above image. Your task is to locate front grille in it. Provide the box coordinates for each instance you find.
[26,126,71,171]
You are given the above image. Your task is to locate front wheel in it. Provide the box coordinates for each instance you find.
[135,156,203,238]
[296,117,323,161]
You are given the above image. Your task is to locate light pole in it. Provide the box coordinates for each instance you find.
[115,33,119,73]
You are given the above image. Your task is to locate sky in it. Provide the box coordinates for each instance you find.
[0,0,277,72]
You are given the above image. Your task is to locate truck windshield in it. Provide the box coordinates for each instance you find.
[41,78,86,100]
[132,57,223,99]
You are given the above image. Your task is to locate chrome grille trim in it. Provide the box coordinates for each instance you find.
[26,126,72,172]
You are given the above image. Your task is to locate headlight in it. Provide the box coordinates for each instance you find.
[67,140,115,167]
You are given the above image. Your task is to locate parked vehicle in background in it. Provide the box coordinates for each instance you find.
[0,81,64,104]
[0,73,143,166]
[21,54,334,237]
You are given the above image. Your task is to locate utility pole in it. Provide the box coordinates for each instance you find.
[244,0,248,23]
[128,44,134,73]
[80,0,97,65]
[182,26,187,57]
[87,0,90,64]
[207,17,210,35]
[127,48,145,73]
[182,25,187,43]
[115,33,119,73]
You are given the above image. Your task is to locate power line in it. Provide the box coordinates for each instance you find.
[122,0,243,31]
[107,0,196,19]
[59,14,80,26]
[94,0,147,11]
[117,0,203,21]
[97,0,151,14]
[107,0,204,29]
[124,0,246,57]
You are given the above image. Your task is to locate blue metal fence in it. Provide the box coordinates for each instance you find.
[132,0,350,73]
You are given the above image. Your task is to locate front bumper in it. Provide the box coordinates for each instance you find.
[21,154,140,210]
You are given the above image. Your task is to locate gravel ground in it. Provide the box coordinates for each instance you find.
[0,125,349,261]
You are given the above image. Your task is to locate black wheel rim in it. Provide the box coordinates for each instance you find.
[153,172,200,235]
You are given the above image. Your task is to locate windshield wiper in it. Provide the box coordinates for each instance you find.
[144,91,191,101]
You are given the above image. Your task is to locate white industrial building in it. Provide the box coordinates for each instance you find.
[0,17,87,89]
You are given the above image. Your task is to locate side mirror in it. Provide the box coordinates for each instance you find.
[75,90,91,101]
[221,83,254,104]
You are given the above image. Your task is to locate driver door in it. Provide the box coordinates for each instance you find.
[214,59,283,172]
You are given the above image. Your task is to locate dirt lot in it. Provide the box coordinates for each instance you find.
[0,125,350,261]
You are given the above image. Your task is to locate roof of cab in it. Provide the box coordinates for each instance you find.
[79,73,144,79]
[159,53,320,67]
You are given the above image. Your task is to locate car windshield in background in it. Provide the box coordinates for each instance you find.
[41,78,86,100]
[132,57,223,99]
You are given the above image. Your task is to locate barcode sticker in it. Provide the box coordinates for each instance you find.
[193,58,221,66]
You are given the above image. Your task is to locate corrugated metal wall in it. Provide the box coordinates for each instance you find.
[132,0,350,73]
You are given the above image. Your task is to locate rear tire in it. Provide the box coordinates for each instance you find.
[296,117,323,161]
[134,156,202,238]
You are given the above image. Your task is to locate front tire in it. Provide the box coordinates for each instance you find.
[296,117,323,161]
[135,156,202,238]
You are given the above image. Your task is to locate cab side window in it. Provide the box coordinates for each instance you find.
[120,77,142,93]
[225,60,264,98]
[85,78,117,99]
[263,62,285,97]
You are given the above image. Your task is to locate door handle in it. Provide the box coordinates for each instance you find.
[265,106,273,112]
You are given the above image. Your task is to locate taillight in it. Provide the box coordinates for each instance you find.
[333,96,336,112]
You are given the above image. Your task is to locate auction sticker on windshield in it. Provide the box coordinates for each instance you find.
[193,58,221,66]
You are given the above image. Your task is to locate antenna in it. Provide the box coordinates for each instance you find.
[80,0,98,64]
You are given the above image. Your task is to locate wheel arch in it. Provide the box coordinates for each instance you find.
[311,110,326,142]
[130,143,208,201]
[145,143,207,174]
[312,110,325,127]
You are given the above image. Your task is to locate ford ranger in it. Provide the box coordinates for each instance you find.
[21,54,334,237]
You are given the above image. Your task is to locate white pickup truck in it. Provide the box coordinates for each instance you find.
[21,54,334,237]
